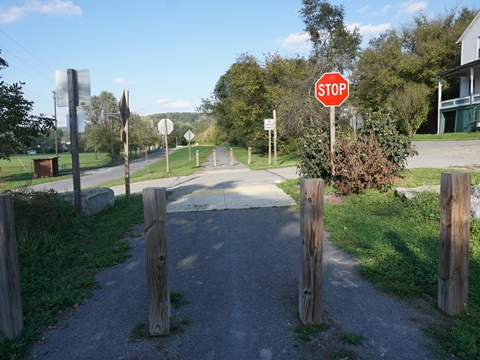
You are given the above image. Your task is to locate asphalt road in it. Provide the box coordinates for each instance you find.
[25,145,444,359]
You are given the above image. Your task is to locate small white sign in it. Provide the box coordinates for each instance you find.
[264,119,274,131]
[184,130,195,142]
[55,69,91,107]
[66,113,85,133]
[158,118,174,135]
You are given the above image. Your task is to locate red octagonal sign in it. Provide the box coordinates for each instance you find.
[315,72,349,107]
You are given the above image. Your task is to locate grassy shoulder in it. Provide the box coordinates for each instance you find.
[230,146,297,170]
[96,146,216,188]
[277,169,480,359]
[414,132,480,141]
[0,152,145,192]
[1,192,145,359]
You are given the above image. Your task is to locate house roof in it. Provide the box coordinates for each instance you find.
[438,59,480,77]
[457,11,480,44]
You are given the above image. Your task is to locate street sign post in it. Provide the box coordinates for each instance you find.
[184,130,195,161]
[157,119,174,173]
[55,68,92,215]
[119,90,130,199]
[315,72,349,174]
[265,119,274,165]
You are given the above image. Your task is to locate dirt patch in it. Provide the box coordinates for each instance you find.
[325,192,346,205]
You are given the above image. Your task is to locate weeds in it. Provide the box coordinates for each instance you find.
[0,191,144,359]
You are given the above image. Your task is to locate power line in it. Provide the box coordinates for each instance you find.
[0,28,55,73]
[0,45,53,84]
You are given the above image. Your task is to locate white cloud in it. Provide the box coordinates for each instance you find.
[278,32,311,51]
[114,77,130,85]
[398,0,427,14]
[357,5,370,12]
[348,22,392,37]
[155,99,192,110]
[0,0,81,24]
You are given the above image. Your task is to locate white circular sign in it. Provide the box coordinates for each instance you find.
[158,118,174,135]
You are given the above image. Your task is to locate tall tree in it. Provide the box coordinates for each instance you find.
[0,52,54,160]
[83,91,122,162]
[129,114,158,153]
[299,0,361,74]
[200,54,271,149]
[352,7,476,132]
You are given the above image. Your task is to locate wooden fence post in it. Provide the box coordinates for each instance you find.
[248,147,251,165]
[196,150,199,167]
[143,188,170,336]
[0,194,23,340]
[299,179,324,325]
[213,149,217,167]
[230,148,233,166]
[438,172,470,316]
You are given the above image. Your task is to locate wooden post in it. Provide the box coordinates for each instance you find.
[123,90,130,200]
[143,188,170,336]
[299,179,324,325]
[0,194,23,339]
[164,121,170,173]
[330,106,335,177]
[438,172,470,316]
[273,109,277,166]
[268,129,272,165]
[196,150,199,167]
[248,147,251,165]
[213,149,217,167]
[230,148,233,166]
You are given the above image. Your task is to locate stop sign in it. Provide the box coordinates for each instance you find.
[315,72,349,107]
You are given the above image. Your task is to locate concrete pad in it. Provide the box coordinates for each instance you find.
[167,184,295,213]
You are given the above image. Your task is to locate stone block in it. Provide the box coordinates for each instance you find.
[60,188,114,216]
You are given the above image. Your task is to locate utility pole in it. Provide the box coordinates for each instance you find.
[52,90,58,157]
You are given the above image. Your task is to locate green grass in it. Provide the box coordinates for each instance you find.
[0,152,137,192]
[230,146,297,170]
[414,132,480,141]
[0,191,145,359]
[278,170,480,359]
[295,324,330,342]
[97,146,215,187]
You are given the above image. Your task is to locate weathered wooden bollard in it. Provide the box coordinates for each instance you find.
[213,149,217,167]
[0,194,23,340]
[196,150,199,167]
[248,147,251,165]
[299,179,324,325]
[438,172,470,316]
[143,188,170,335]
[230,148,233,166]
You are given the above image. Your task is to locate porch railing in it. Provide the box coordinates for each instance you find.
[441,94,480,109]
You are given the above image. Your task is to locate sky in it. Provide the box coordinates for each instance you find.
[0,0,478,126]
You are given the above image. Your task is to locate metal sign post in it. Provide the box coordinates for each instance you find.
[56,68,91,215]
[184,130,195,161]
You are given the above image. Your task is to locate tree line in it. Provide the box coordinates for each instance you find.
[0,1,476,161]
[200,0,476,150]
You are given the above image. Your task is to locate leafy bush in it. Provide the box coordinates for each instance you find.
[297,123,331,179]
[332,133,396,194]
[297,111,417,194]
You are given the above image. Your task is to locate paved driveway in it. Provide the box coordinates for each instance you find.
[408,140,480,169]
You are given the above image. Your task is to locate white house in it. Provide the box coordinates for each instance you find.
[438,12,480,133]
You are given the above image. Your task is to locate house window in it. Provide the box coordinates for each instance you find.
[478,36,480,58]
